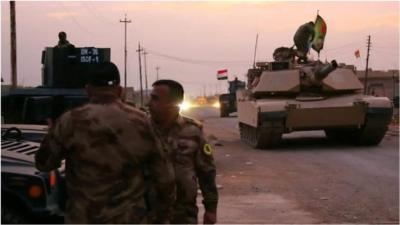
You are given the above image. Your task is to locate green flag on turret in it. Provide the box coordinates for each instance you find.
[312,15,327,53]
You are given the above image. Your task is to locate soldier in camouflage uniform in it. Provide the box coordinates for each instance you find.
[148,79,219,224]
[294,21,315,63]
[35,62,176,224]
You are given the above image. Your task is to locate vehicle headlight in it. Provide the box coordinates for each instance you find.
[179,101,192,111]
[212,102,220,108]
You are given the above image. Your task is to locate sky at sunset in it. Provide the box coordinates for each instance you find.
[1,1,399,97]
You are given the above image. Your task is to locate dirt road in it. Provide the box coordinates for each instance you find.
[183,107,399,224]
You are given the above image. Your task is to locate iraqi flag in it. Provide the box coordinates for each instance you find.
[354,49,361,58]
[217,69,228,80]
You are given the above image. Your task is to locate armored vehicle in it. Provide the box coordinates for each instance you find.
[237,60,393,148]
[219,78,246,117]
[2,46,110,125]
[1,125,65,223]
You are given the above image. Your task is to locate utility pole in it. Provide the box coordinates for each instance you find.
[119,14,131,92]
[143,49,149,97]
[155,66,160,81]
[364,35,371,95]
[137,43,144,107]
[10,1,17,89]
[393,70,398,99]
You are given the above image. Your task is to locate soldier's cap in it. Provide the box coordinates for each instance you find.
[88,61,120,87]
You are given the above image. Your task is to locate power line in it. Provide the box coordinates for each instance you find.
[371,49,399,56]
[325,40,362,52]
[373,45,399,49]
[81,2,117,27]
[58,2,95,36]
[145,48,251,65]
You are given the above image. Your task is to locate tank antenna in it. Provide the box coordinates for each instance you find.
[252,33,259,68]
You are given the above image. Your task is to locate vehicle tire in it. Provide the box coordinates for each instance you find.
[1,207,29,224]
[220,107,228,117]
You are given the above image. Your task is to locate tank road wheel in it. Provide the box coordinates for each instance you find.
[239,122,283,149]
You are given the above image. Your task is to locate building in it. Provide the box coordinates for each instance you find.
[356,69,399,99]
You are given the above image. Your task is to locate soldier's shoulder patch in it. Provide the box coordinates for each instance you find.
[203,143,213,156]
[182,116,203,129]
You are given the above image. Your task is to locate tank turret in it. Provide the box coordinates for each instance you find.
[314,60,338,81]
[298,60,340,94]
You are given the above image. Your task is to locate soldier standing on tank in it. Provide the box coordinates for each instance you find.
[294,21,315,63]
[55,31,75,49]
[148,79,219,224]
[35,62,176,224]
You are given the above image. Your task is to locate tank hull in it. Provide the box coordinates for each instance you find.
[237,93,393,148]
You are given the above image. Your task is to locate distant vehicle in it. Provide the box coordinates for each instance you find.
[2,46,110,125]
[1,125,65,223]
[219,78,245,117]
[393,96,399,108]
[195,96,208,105]
[237,60,393,148]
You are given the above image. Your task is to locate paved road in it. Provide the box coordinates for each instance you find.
[183,106,399,224]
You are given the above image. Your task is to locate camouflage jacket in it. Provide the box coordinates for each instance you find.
[152,115,218,221]
[35,96,176,224]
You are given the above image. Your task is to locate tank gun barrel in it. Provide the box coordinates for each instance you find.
[314,60,338,81]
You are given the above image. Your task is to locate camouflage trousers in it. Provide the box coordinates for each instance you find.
[170,203,198,224]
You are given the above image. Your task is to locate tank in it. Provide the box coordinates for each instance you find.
[237,59,393,148]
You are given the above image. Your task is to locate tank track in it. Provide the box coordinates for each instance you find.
[239,122,283,149]
[325,111,391,146]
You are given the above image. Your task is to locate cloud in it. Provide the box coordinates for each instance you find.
[46,12,79,20]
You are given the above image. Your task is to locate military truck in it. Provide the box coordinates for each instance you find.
[1,125,65,223]
[2,46,110,125]
[219,78,245,117]
[237,60,393,148]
